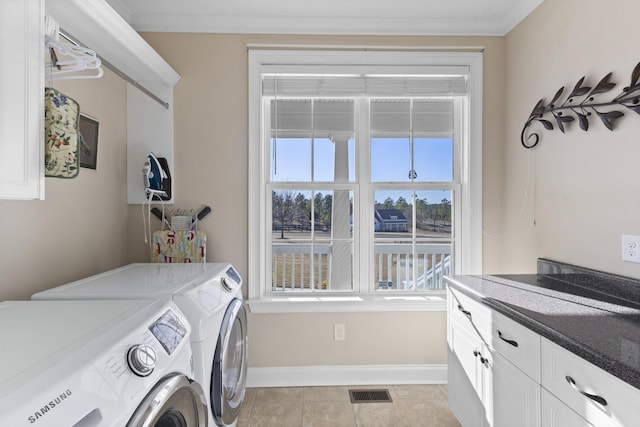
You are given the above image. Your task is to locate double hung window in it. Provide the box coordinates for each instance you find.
[248,50,482,301]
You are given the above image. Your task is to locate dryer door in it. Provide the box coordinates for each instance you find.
[212,298,248,426]
[127,374,208,427]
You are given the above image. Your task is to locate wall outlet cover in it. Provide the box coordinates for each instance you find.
[621,235,640,263]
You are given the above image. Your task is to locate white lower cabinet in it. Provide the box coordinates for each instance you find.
[447,286,639,427]
[448,314,540,427]
[541,337,639,427]
[489,350,540,427]
[541,389,603,427]
[448,317,485,427]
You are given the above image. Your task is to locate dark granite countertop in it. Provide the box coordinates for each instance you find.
[444,259,640,391]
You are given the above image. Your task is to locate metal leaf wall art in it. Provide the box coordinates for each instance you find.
[521,62,640,148]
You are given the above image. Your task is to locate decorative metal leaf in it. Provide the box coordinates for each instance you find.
[577,113,589,131]
[625,105,640,115]
[597,110,624,130]
[591,73,616,95]
[568,77,591,98]
[521,62,640,148]
[530,98,545,117]
[630,62,640,88]
[540,119,554,130]
[554,115,574,133]
[550,87,564,106]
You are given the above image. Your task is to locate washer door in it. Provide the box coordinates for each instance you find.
[212,298,248,426]
[127,374,208,427]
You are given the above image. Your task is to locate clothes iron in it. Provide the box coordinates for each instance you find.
[143,152,171,200]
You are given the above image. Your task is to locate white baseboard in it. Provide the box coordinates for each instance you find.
[246,364,447,388]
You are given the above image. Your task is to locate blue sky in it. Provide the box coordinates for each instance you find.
[271,137,453,191]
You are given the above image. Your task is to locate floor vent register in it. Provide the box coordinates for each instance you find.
[348,389,393,403]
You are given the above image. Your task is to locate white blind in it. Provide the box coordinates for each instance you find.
[271,99,354,138]
[271,98,453,137]
[370,99,453,133]
[263,74,468,97]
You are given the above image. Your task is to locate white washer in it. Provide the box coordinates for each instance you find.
[32,263,248,427]
[0,299,208,426]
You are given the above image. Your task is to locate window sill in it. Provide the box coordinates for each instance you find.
[246,293,447,313]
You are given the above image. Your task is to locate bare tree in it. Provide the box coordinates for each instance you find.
[272,190,297,239]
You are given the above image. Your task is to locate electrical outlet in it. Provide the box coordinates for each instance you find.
[622,235,640,263]
[334,324,345,341]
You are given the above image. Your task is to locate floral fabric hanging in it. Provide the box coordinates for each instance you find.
[44,87,80,178]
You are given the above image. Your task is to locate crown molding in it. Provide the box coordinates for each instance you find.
[121,0,544,36]
[499,0,544,34]
[128,15,505,36]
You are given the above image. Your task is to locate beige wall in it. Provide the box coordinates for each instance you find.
[0,68,129,301]
[249,312,447,367]
[135,33,505,368]
[503,0,640,278]
[9,0,634,372]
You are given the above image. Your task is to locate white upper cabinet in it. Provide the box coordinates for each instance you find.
[0,0,179,201]
[45,0,180,204]
[0,0,45,200]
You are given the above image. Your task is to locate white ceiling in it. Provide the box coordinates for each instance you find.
[105,0,544,36]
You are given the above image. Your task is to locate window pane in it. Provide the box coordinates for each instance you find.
[413,138,453,182]
[271,138,311,182]
[371,137,411,182]
[313,138,334,182]
[373,190,452,291]
[271,190,354,291]
[415,190,452,241]
[313,137,355,183]
[414,190,452,290]
[271,99,354,183]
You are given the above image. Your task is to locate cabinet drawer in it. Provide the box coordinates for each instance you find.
[448,286,492,340]
[541,337,639,427]
[487,309,540,382]
[541,389,608,427]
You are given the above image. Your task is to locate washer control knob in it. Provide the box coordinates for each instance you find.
[221,276,234,292]
[127,344,156,377]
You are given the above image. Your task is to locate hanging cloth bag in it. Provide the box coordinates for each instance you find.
[44,87,80,178]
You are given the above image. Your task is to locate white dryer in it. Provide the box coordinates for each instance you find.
[32,263,248,427]
[0,299,208,426]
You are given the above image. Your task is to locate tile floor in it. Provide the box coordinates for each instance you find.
[237,384,461,427]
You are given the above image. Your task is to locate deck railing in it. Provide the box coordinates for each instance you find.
[271,242,451,291]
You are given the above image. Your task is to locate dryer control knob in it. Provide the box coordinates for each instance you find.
[127,344,157,377]
[221,277,235,292]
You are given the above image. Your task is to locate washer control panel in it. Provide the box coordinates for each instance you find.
[148,309,187,355]
[127,344,157,376]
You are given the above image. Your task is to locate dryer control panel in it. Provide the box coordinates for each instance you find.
[222,266,242,292]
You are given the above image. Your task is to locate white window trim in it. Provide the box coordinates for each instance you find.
[248,49,482,312]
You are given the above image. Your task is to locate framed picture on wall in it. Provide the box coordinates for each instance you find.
[79,114,99,169]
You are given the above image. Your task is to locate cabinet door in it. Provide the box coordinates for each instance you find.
[488,350,540,427]
[0,0,44,199]
[448,317,485,427]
